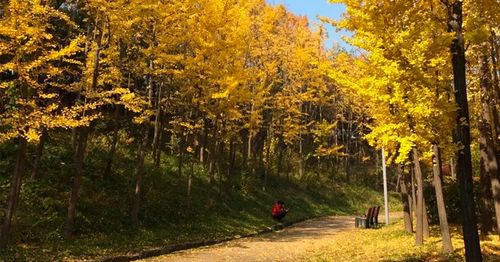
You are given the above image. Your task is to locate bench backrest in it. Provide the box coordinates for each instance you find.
[365,207,374,228]
[366,207,373,218]
[372,206,381,226]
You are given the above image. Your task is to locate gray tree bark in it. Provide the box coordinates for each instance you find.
[432,145,453,253]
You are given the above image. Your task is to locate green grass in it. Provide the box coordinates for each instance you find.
[0,175,399,261]
[0,136,401,261]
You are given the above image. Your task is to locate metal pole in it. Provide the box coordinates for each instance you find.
[382,147,389,225]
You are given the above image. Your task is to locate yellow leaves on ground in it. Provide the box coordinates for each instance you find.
[309,219,500,262]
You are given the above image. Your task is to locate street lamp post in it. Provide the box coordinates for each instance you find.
[382,147,389,225]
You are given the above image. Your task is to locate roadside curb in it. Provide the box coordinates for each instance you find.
[98,215,317,262]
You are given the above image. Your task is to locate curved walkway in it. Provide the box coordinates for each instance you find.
[141,215,358,262]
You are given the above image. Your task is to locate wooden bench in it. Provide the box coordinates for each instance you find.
[355,206,381,228]
[370,206,381,228]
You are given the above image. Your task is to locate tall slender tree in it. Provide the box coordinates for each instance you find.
[445,1,482,260]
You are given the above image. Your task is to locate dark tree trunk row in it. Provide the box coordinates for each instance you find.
[65,18,105,239]
[31,129,48,180]
[131,128,148,227]
[64,127,89,239]
[104,106,120,178]
[479,54,500,237]
[0,139,27,248]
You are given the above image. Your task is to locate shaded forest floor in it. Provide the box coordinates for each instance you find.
[0,180,399,261]
[0,140,400,261]
[2,138,497,261]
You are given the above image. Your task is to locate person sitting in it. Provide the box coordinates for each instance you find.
[271,200,289,222]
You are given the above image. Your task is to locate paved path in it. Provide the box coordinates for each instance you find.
[141,215,358,262]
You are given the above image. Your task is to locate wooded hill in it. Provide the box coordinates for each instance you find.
[0,0,372,255]
[0,0,499,261]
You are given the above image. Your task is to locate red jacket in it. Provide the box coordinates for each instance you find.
[272,203,283,217]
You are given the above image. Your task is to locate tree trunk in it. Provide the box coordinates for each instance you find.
[242,132,248,169]
[411,166,417,220]
[0,138,27,249]
[104,107,120,178]
[447,2,482,260]
[479,157,494,238]
[345,109,353,182]
[218,139,225,196]
[247,131,252,167]
[257,135,265,188]
[64,127,89,239]
[228,138,235,194]
[479,54,500,237]
[398,165,413,234]
[178,137,184,177]
[131,128,148,227]
[299,134,304,179]
[432,145,453,253]
[31,129,47,180]
[200,119,209,164]
[395,173,401,193]
[277,138,284,178]
[152,84,163,167]
[423,198,430,239]
[154,127,162,168]
[187,158,193,211]
[264,131,272,191]
[206,126,217,207]
[285,150,290,181]
[450,157,456,180]
[207,155,215,207]
[65,21,103,238]
[71,128,78,152]
[413,147,424,246]
[490,31,500,109]
[488,36,500,183]
[376,150,380,188]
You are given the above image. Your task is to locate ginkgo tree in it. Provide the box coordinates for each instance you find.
[329,0,500,259]
[0,0,376,249]
[0,0,96,247]
[329,0,460,253]
[463,0,500,239]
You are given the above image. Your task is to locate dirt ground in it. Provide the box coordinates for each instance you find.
[140,215,359,262]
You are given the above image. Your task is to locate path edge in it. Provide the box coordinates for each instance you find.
[97,215,318,262]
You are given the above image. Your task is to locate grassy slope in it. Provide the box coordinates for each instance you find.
[0,138,401,261]
[1,172,400,261]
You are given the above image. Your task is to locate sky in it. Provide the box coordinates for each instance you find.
[266,0,352,50]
